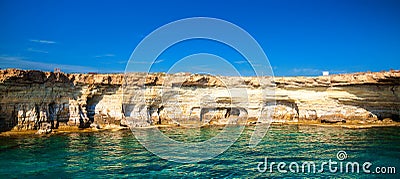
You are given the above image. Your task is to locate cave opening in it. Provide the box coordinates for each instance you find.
[157,106,164,124]
[86,95,102,123]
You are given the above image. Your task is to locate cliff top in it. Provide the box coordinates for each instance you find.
[0,68,399,88]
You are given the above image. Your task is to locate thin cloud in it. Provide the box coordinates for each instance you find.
[117,60,128,64]
[30,39,56,44]
[0,56,97,73]
[95,54,115,58]
[129,61,150,64]
[292,68,321,74]
[153,59,164,64]
[128,59,164,64]
[290,68,348,76]
[234,60,247,64]
[27,48,48,54]
[99,59,128,65]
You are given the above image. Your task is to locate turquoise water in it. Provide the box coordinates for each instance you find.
[1,125,399,178]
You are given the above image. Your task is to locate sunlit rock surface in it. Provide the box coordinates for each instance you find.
[0,68,399,131]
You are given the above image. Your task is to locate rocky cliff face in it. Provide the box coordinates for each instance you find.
[0,69,399,132]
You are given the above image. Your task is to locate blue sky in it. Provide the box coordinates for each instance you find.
[0,0,399,76]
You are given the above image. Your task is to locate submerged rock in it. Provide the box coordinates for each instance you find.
[90,123,101,129]
[320,117,346,124]
[35,123,52,134]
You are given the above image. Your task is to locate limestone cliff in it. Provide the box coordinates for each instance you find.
[0,69,399,132]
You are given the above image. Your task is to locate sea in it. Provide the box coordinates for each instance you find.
[0,125,399,178]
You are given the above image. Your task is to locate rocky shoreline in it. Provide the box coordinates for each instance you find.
[1,121,400,137]
[0,68,399,135]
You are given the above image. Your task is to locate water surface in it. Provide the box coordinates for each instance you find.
[1,125,399,178]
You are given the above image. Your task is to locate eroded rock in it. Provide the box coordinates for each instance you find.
[0,69,399,132]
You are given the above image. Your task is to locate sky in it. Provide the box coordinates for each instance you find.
[0,0,399,76]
